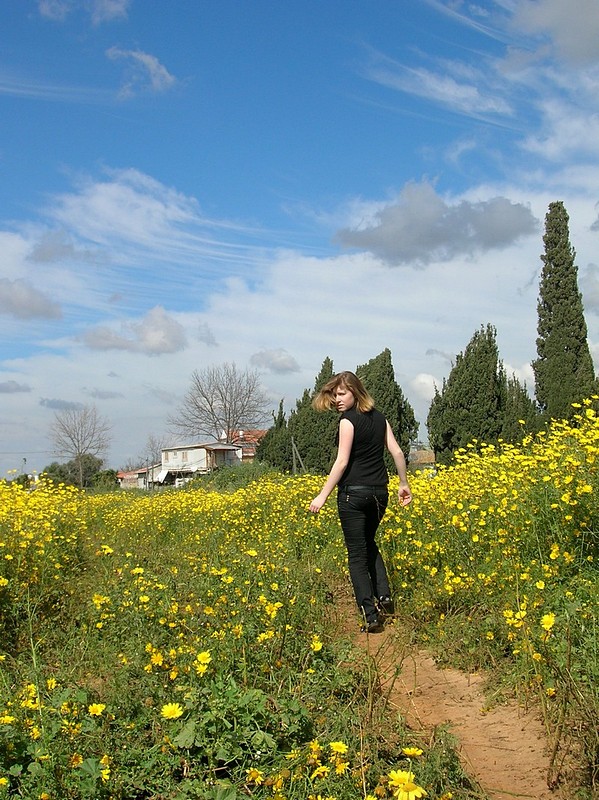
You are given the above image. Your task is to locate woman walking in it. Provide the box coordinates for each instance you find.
[308,371,412,632]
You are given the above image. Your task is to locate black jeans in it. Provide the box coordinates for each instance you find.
[337,486,390,623]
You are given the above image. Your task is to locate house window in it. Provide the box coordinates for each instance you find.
[181,451,188,461]
[164,452,169,462]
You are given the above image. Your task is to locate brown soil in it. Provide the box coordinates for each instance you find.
[338,597,571,800]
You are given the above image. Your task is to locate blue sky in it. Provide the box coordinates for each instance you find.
[2,0,599,475]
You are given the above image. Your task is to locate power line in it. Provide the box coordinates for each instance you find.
[0,450,53,455]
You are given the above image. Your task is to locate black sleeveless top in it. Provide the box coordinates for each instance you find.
[338,407,388,487]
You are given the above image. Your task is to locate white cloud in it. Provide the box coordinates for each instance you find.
[38,0,72,21]
[336,181,538,266]
[522,99,599,161]
[106,47,176,98]
[0,278,62,319]
[28,230,101,264]
[250,349,301,374]
[513,0,599,65]
[90,0,130,24]
[82,306,188,355]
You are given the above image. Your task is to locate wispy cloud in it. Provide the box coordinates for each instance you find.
[0,72,111,103]
[82,387,125,399]
[365,51,512,118]
[106,47,176,98]
[0,380,32,393]
[38,0,130,24]
[39,397,84,411]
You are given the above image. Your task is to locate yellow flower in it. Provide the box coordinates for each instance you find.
[388,769,428,800]
[402,746,423,757]
[196,650,212,665]
[88,703,106,716]
[540,613,556,631]
[0,777,8,787]
[311,634,323,652]
[246,767,264,785]
[329,741,348,754]
[310,764,330,779]
[161,703,184,720]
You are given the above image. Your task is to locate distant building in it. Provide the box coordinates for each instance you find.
[118,430,269,490]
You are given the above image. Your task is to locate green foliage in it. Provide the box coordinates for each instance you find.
[190,460,275,492]
[426,324,506,465]
[42,454,104,488]
[357,348,419,465]
[533,201,595,421]
[501,374,539,443]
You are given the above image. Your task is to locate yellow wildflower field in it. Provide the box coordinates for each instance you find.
[0,401,598,797]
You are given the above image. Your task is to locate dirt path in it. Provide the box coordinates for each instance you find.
[341,602,565,800]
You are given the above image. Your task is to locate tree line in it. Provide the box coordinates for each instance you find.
[28,199,596,487]
[259,200,596,470]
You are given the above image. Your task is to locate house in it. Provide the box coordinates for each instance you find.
[155,441,243,486]
[409,445,436,472]
[117,463,162,490]
[227,429,268,463]
[116,469,137,489]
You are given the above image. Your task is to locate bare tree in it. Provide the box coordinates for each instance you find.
[137,433,170,467]
[48,405,112,489]
[169,363,271,442]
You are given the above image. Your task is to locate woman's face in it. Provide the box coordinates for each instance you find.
[334,384,356,412]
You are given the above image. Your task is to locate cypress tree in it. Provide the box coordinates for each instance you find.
[288,357,338,472]
[426,324,505,465]
[500,375,539,443]
[356,348,418,465]
[532,201,595,421]
[254,399,293,471]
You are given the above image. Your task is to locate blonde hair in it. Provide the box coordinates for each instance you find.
[312,371,375,413]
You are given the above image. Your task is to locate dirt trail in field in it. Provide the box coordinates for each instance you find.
[338,596,567,800]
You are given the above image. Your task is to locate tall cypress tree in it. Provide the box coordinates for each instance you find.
[356,348,418,464]
[426,324,505,465]
[532,201,595,421]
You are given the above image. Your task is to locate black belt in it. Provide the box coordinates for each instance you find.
[339,484,387,493]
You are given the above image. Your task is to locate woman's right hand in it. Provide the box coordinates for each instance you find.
[398,483,412,507]
[309,495,326,513]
